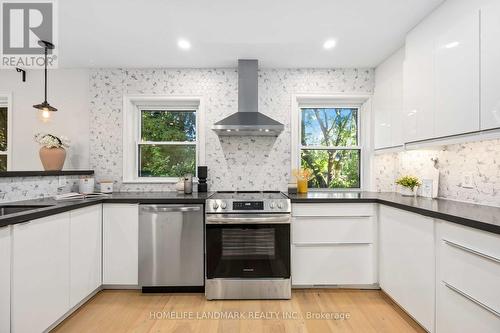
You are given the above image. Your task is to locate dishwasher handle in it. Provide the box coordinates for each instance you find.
[141,205,201,213]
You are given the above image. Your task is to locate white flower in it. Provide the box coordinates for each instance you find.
[34,133,70,149]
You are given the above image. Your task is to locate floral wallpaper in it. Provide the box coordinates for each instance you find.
[373,138,500,207]
[89,68,374,192]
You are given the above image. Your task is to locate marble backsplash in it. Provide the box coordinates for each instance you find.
[373,138,500,207]
[89,68,374,192]
[0,176,80,203]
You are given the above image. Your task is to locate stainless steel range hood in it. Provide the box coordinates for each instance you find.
[212,59,284,136]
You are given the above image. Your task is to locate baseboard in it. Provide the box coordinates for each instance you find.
[292,283,380,289]
[142,286,204,293]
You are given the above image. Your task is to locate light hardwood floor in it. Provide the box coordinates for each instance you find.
[53,289,426,333]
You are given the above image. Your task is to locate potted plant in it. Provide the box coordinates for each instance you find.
[395,175,421,197]
[34,133,70,171]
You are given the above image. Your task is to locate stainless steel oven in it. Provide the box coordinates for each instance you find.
[205,191,291,300]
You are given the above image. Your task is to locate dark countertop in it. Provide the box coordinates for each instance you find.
[288,191,500,235]
[1,191,500,235]
[0,192,214,227]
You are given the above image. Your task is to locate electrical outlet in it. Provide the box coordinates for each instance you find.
[462,173,474,189]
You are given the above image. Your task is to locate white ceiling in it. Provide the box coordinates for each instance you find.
[58,0,444,68]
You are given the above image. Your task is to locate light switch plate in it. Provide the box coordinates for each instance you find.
[462,173,474,189]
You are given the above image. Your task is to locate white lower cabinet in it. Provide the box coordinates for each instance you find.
[0,226,11,333]
[103,204,139,285]
[12,213,71,333]
[70,205,102,307]
[436,221,500,333]
[378,205,435,332]
[291,203,377,286]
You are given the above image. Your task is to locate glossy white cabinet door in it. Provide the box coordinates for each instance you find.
[403,24,435,142]
[379,206,435,332]
[103,204,139,285]
[70,205,102,307]
[373,79,392,149]
[481,2,500,130]
[12,213,71,333]
[0,226,11,333]
[374,47,404,149]
[434,10,480,137]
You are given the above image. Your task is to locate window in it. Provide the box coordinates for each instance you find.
[139,109,197,178]
[299,107,361,189]
[123,96,204,183]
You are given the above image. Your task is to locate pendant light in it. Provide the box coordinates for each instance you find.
[33,40,57,119]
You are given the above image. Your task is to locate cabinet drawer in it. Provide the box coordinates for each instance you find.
[292,244,375,286]
[438,221,500,260]
[441,238,500,313]
[293,216,373,244]
[437,281,500,333]
[292,203,375,217]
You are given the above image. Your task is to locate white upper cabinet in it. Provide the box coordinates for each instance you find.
[481,1,500,130]
[434,10,480,137]
[373,47,404,149]
[403,19,436,143]
[403,0,482,142]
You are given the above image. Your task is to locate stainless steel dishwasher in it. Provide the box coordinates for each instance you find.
[139,204,204,292]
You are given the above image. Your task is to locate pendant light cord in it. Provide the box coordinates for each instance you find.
[44,45,48,103]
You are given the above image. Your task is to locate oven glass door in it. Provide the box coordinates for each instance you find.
[206,223,290,279]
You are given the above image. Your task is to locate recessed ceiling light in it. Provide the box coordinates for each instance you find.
[323,39,337,50]
[177,39,191,50]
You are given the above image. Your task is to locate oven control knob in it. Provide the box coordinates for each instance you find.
[277,202,284,209]
[220,202,227,209]
[212,202,219,210]
[269,202,275,209]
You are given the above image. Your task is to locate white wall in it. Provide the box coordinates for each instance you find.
[0,69,90,170]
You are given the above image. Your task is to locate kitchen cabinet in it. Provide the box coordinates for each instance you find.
[12,213,71,333]
[373,47,404,149]
[70,205,102,307]
[436,221,500,333]
[0,226,11,333]
[481,2,500,130]
[434,10,480,137]
[291,203,377,286]
[103,204,139,285]
[378,205,435,332]
[403,19,435,143]
[403,1,480,143]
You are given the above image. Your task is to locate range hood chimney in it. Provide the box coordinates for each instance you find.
[212,59,284,136]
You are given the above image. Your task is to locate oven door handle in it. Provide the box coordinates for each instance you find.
[206,214,291,224]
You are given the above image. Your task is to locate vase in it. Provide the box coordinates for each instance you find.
[400,187,415,197]
[39,147,66,171]
[297,178,308,193]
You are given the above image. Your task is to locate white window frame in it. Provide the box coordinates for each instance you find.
[291,94,372,191]
[122,95,205,183]
[0,92,13,171]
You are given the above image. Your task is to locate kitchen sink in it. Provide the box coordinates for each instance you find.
[0,205,53,216]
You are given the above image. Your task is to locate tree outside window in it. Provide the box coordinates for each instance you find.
[300,107,360,189]
[139,110,197,178]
